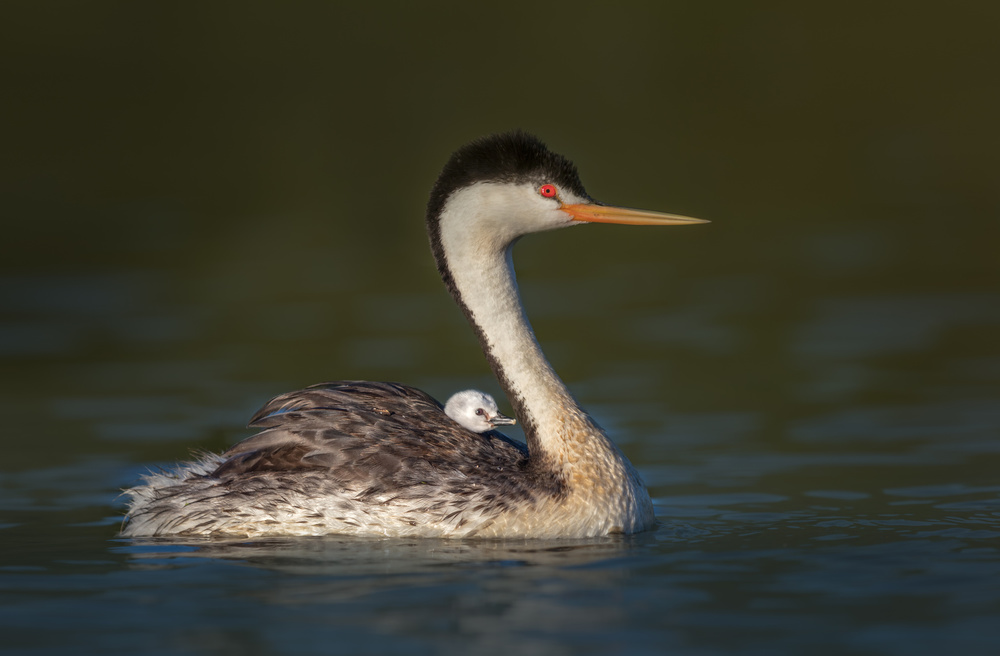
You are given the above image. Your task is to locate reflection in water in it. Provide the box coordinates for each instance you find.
[116,535,636,579]
[98,501,1000,656]
[109,536,656,653]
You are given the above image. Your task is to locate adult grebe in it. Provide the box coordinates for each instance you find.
[121,131,706,538]
[444,390,516,433]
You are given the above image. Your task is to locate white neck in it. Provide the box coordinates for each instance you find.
[430,180,655,534]
[434,183,599,461]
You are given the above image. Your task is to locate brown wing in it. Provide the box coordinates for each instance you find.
[247,380,445,425]
[209,381,529,493]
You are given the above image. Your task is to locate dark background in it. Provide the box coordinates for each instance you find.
[1,5,999,654]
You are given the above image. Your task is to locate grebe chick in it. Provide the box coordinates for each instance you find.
[444,389,516,433]
[121,131,706,539]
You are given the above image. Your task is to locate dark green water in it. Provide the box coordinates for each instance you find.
[2,4,999,655]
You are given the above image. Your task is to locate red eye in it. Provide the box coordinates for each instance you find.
[539,184,558,198]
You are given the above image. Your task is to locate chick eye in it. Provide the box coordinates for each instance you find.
[539,184,558,198]
[475,408,485,416]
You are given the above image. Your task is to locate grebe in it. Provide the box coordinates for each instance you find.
[121,131,706,538]
[444,389,516,433]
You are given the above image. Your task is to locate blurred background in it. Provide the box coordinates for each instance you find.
[1,3,999,653]
[3,1,997,468]
[3,0,1000,524]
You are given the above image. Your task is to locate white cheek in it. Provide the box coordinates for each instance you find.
[439,182,580,245]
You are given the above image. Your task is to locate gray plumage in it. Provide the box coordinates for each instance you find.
[121,381,548,537]
[121,131,701,539]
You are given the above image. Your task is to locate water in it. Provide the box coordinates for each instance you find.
[3,3,1000,655]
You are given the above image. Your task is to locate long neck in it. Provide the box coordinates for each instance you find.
[453,244,581,452]
[430,198,606,465]
[427,185,656,534]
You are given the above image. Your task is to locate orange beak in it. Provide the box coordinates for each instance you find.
[561,203,708,226]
